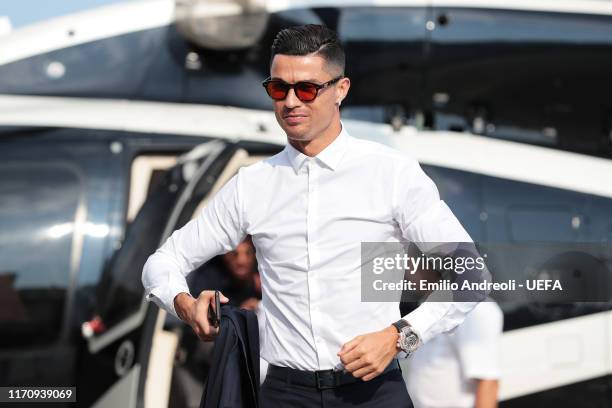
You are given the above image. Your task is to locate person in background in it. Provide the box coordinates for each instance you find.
[187,236,260,309]
[404,297,503,408]
[220,236,261,307]
[239,271,261,311]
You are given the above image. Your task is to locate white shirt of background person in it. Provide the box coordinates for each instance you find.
[405,299,503,408]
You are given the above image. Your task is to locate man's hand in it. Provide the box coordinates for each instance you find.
[337,326,400,381]
[174,290,229,341]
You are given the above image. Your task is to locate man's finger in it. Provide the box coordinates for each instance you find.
[339,344,363,365]
[219,291,230,303]
[351,365,376,379]
[200,302,211,335]
[361,369,383,382]
[338,337,359,356]
[194,325,209,342]
[344,357,369,373]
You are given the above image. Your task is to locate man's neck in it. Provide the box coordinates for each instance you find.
[289,120,342,157]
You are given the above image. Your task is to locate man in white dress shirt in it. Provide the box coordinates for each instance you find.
[142,24,481,406]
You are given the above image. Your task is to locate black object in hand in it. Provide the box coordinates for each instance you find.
[207,290,221,328]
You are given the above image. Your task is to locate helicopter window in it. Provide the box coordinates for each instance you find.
[507,206,575,242]
[127,155,178,223]
[589,195,612,243]
[427,8,612,157]
[0,162,82,348]
[430,8,612,44]
[338,7,426,41]
[421,164,483,242]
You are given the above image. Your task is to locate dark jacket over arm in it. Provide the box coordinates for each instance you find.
[200,306,260,408]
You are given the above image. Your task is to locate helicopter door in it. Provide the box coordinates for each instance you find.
[84,140,246,408]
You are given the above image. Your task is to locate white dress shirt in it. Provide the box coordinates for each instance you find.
[405,300,503,408]
[142,124,476,371]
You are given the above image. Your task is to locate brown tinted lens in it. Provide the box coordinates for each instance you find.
[266,81,288,100]
[295,82,318,101]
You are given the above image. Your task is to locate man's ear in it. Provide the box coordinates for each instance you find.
[336,77,350,106]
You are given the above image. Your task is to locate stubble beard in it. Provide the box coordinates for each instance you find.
[284,124,314,143]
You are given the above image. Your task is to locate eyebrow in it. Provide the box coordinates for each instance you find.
[270,77,323,83]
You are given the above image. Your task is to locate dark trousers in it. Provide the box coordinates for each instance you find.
[260,367,413,408]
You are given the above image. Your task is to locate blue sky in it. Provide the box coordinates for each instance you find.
[1,0,129,29]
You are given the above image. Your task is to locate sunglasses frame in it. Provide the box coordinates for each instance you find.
[262,76,344,102]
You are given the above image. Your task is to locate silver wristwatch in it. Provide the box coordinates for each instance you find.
[392,319,420,357]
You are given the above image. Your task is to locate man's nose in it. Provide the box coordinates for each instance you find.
[284,87,301,108]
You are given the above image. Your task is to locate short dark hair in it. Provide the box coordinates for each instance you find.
[270,24,345,75]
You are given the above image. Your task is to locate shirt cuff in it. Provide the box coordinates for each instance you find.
[144,281,191,320]
[402,301,452,344]
[465,367,501,380]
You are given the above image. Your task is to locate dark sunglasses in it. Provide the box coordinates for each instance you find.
[262,76,343,102]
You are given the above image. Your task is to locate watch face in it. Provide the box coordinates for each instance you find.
[401,332,420,352]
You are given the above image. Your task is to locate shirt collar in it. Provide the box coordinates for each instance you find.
[285,122,350,174]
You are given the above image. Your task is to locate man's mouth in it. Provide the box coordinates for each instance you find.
[284,114,308,124]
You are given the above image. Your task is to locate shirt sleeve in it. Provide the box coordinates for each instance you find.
[454,301,504,379]
[392,158,480,344]
[141,170,247,319]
